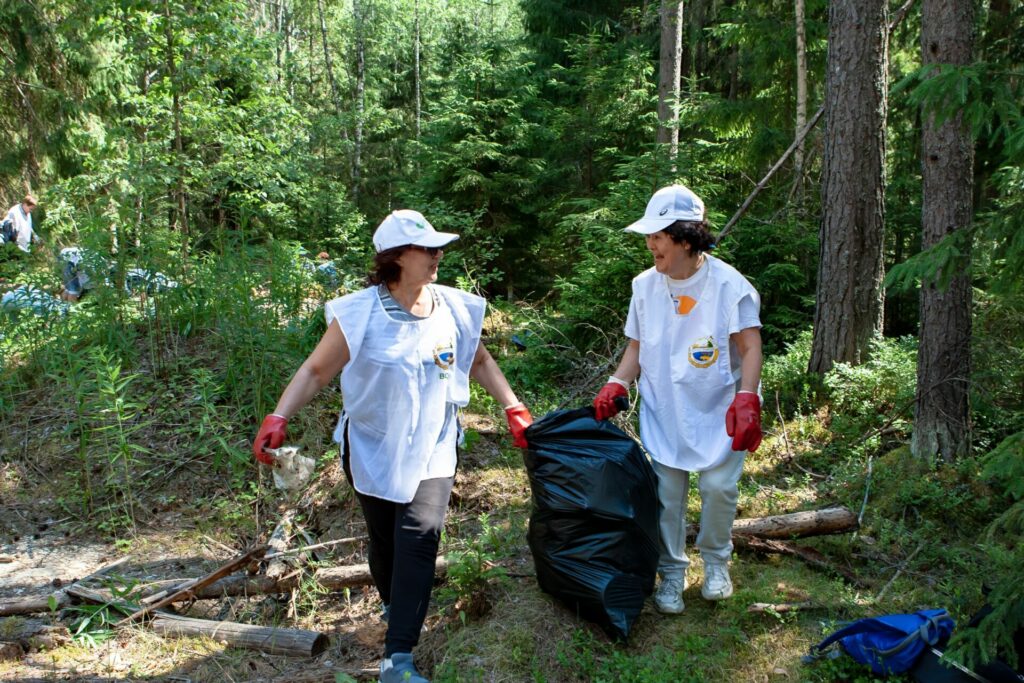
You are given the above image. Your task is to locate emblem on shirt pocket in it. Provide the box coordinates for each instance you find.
[433,340,455,371]
[688,336,719,368]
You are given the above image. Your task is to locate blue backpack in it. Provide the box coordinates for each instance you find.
[805,609,956,675]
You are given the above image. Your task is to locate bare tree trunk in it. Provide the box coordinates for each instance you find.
[912,0,974,461]
[658,0,683,168]
[809,0,888,374]
[352,0,366,204]
[163,0,188,240]
[283,0,294,99]
[316,0,342,113]
[793,0,808,194]
[274,0,283,83]
[309,1,315,99]
[414,0,422,141]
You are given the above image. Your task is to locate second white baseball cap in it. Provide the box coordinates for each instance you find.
[372,209,459,253]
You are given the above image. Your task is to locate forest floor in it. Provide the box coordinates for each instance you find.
[0,386,941,682]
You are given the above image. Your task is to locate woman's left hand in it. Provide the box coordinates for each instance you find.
[504,403,533,449]
[725,392,762,452]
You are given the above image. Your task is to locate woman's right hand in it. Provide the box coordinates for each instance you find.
[253,414,288,465]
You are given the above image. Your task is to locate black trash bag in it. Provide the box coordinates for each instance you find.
[523,406,660,641]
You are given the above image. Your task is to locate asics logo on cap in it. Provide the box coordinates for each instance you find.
[659,208,669,216]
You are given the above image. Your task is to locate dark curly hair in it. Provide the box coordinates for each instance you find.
[662,219,715,253]
[367,246,408,285]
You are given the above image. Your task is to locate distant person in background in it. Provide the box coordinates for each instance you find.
[593,184,764,615]
[58,247,92,302]
[253,209,533,683]
[1,195,43,253]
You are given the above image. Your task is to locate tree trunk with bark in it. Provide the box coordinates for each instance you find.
[414,0,422,141]
[793,0,808,194]
[809,0,888,374]
[658,0,683,167]
[163,0,189,238]
[912,0,974,461]
[316,0,342,114]
[352,0,366,205]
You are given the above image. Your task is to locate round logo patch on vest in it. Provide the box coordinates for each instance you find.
[433,340,455,370]
[688,336,719,368]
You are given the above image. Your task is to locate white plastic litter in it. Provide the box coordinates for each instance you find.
[266,446,316,491]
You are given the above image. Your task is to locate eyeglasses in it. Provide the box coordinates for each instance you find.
[407,245,442,256]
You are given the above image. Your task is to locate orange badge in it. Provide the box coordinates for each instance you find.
[674,295,697,315]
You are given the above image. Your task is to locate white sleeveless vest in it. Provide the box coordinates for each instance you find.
[325,285,486,502]
[627,255,761,471]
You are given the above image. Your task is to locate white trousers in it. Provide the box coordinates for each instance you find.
[651,453,745,580]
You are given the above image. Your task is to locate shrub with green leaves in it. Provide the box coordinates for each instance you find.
[824,335,917,442]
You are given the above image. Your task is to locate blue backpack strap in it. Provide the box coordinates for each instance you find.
[878,610,952,650]
[802,618,901,663]
[807,618,903,657]
[805,610,954,664]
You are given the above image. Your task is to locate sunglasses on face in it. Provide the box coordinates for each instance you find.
[408,245,442,256]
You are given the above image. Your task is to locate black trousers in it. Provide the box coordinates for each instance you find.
[343,432,454,657]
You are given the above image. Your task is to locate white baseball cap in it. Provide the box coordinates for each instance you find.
[372,209,459,253]
[624,184,705,234]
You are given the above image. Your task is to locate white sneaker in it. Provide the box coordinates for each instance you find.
[654,576,686,614]
[701,562,733,600]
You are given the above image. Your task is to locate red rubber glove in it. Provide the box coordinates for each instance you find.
[253,414,288,465]
[593,380,628,420]
[505,403,533,449]
[725,392,762,452]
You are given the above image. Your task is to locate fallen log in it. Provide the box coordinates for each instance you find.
[0,618,71,660]
[2,557,450,615]
[115,544,267,627]
[747,601,819,614]
[0,555,130,616]
[142,556,449,601]
[688,506,858,541]
[0,594,68,617]
[149,612,328,657]
[63,584,328,657]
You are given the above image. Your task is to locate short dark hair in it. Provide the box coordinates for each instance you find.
[367,246,407,285]
[662,219,715,253]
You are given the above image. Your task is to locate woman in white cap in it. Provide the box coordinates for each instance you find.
[592,185,763,615]
[253,209,533,683]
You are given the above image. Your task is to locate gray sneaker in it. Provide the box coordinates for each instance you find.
[654,576,686,614]
[380,652,429,683]
[701,562,733,600]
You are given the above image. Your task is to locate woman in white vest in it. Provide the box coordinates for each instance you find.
[592,185,763,615]
[253,209,533,683]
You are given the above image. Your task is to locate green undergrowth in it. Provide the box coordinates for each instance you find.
[2,257,1022,680]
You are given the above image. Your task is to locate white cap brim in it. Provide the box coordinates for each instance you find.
[624,217,676,235]
[411,232,459,248]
